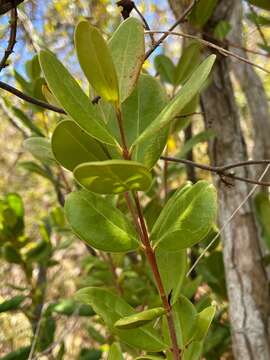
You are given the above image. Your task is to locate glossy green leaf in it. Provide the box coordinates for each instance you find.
[183,341,203,360]
[52,120,108,171]
[254,192,270,250]
[193,306,216,341]
[156,247,187,304]
[114,307,165,329]
[190,0,218,27]
[39,50,115,145]
[75,287,167,351]
[151,181,217,250]
[154,54,176,84]
[65,190,139,252]
[248,0,270,10]
[24,137,55,165]
[109,17,145,102]
[108,343,124,360]
[175,42,201,85]
[132,55,216,148]
[0,295,25,313]
[103,74,168,168]
[74,160,152,194]
[75,20,119,103]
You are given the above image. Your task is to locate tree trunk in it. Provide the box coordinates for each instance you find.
[167,0,270,358]
[228,0,270,181]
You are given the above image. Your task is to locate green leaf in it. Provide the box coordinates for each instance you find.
[24,137,55,165]
[109,17,145,102]
[193,306,216,341]
[174,296,197,347]
[12,106,44,137]
[178,130,215,158]
[3,243,22,264]
[154,54,176,84]
[108,343,124,360]
[175,42,201,85]
[52,120,108,171]
[114,307,165,329]
[65,190,139,252]
[0,295,25,313]
[197,251,227,299]
[104,74,168,168]
[156,247,186,304]
[75,287,167,351]
[151,181,217,251]
[136,356,165,360]
[213,21,232,41]
[48,299,94,316]
[39,50,115,145]
[78,349,102,360]
[19,161,55,183]
[183,341,203,360]
[254,192,270,251]
[248,0,270,10]
[0,346,30,360]
[25,54,41,80]
[189,0,218,27]
[132,55,216,148]
[74,160,152,194]
[75,20,119,103]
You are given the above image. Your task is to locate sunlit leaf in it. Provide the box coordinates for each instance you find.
[151,181,217,250]
[39,50,116,145]
[75,20,119,103]
[114,307,165,329]
[132,55,216,148]
[74,160,152,194]
[109,17,145,102]
[65,190,139,252]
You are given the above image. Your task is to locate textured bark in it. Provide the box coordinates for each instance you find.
[228,0,270,180]
[168,0,270,358]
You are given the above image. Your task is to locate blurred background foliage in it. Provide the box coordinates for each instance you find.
[0,0,269,359]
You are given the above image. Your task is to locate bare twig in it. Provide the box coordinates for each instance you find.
[145,30,270,74]
[0,81,66,113]
[0,3,17,72]
[144,0,199,60]
[186,164,270,277]
[161,156,270,186]
[133,3,155,46]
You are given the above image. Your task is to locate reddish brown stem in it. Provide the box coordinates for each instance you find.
[115,104,130,159]
[133,192,180,360]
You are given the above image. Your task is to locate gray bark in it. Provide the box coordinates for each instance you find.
[228,0,270,180]
[168,0,270,358]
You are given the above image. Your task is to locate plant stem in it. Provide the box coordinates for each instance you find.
[115,105,180,358]
[115,104,130,159]
[132,192,180,360]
